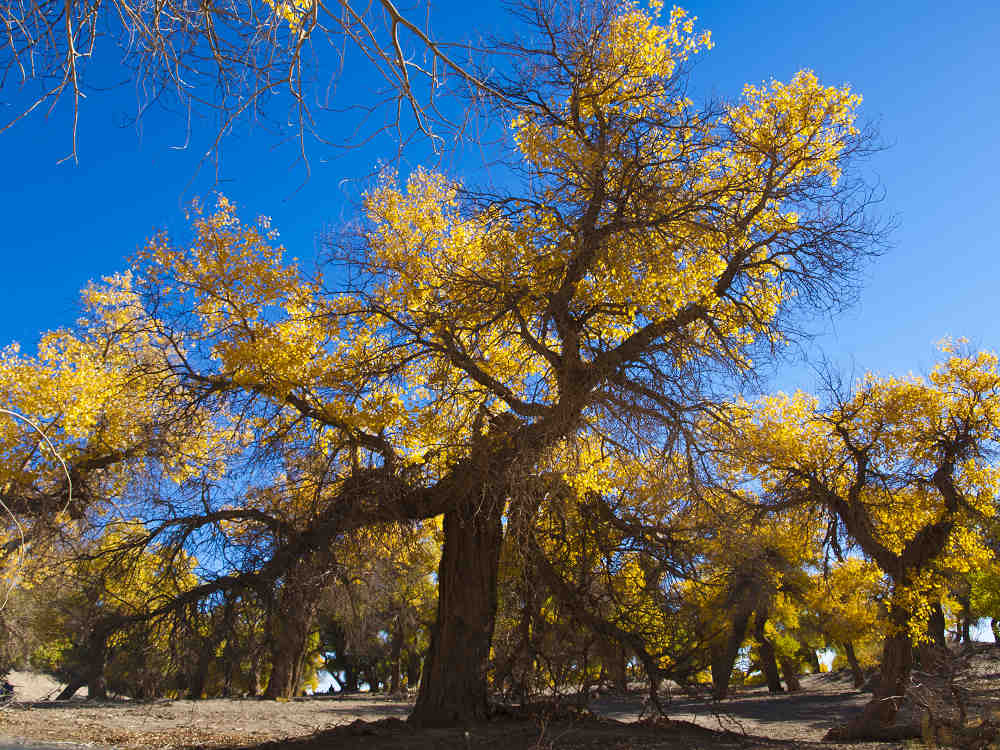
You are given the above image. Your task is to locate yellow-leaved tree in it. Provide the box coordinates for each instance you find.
[727,344,999,735]
[4,0,884,724]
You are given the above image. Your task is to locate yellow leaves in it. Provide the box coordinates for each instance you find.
[725,70,862,187]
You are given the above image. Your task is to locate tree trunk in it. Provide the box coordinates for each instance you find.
[410,494,504,726]
[187,639,215,699]
[405,651,422,690]
[264,562,321,699]
[827,604,913,740]
[389,621,404,694]
[957,593,972,644]
[264,605,314,699]
[992,618,1000,644]
[600,639,628,693]
[56,676,86,701]
[710,608,752,700]
[779,656,801,692]
[927,601,947,649]
[85,628,109,700]
[342,664,359,692]
[844,641,865,688]
[753,612,784,694]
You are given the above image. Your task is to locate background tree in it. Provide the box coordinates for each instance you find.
[730,345,1000,737]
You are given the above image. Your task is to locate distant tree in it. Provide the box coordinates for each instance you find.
[731,345,1000,737]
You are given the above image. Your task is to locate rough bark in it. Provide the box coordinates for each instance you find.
[84,627,109,700]
[187,636,216,699]
[957,593,972,644]
[264,557,323,699]
[264,594,316,699]
[844,641,865,688]
[826,605,913,740]
[599,639,628,692]
[410,493,505,726]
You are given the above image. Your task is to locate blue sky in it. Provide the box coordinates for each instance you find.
[1,0,997,391]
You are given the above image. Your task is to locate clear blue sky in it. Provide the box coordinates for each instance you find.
[1,0,997,390]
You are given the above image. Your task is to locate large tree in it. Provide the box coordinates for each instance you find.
[2,0,883,725]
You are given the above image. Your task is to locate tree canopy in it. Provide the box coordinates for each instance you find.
[1,0,995,740]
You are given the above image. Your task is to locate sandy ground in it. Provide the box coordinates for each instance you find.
[1,652,996,750]
[0,680,886,749]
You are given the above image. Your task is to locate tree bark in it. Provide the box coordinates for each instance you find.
[844,641,865,688]
[753,612,784,694]
[264,604,314,699]
[85,628,109,700]
[599,639,628,692]
[957,593,972,644]
[264,559,322,699]
[827,605,913,740]
[992,618,1000,644]
[410,494,504,726]
[710,608,752,700]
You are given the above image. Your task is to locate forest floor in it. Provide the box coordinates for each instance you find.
[1,647,997,750]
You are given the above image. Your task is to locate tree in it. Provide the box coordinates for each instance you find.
[0,0,498,165]
[3,0,882,725]
[25,521,199,700]
[802,558,885,687]
[731,344,1000,737]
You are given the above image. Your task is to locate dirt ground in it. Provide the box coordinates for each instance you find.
[1,649,997,750]
[0,682,896,750]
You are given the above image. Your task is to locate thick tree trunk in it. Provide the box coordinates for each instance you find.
[710,609,752,700]
[844,641,865,688]
[599,639,628,692]
[85,628,109,700]
[827,605,913,740]
[753,612,784,694]
[342,664,359,692]
[957,593,972,644]
[264,605,314,699]
[264,561,321,700]
[410,494,504,726]
[187,639,215,699]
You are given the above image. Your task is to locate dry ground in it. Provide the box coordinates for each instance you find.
[1,648,996,750]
